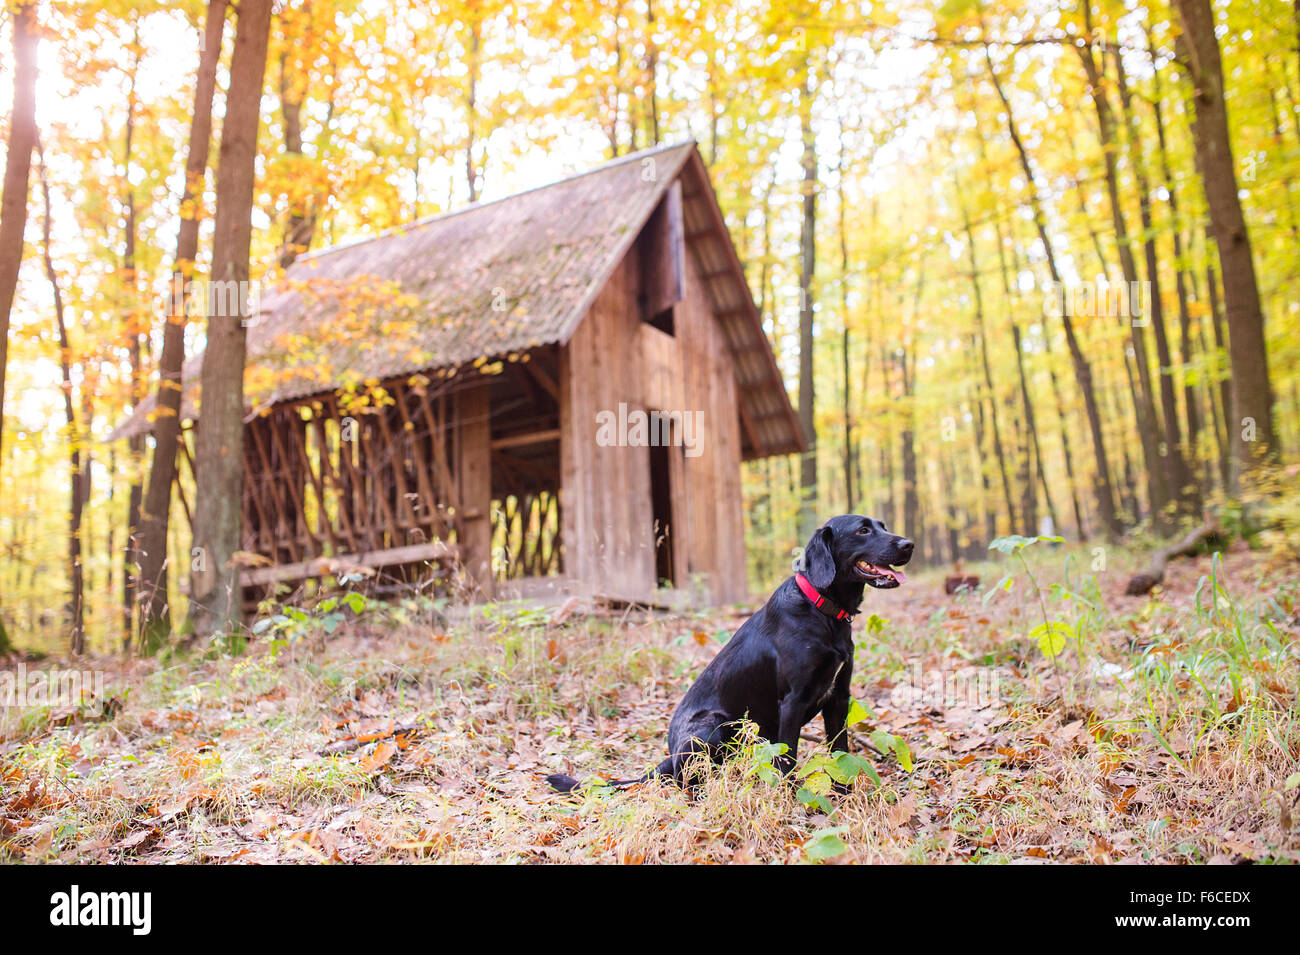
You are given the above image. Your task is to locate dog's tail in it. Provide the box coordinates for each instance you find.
[547,753,682,793]
[545,771,651,794]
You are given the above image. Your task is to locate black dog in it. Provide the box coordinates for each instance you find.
[546,514,913,792]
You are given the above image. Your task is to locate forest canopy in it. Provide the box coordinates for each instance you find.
[0,0,1295,653]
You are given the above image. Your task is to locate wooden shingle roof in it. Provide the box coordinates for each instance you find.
[113,141,804,458]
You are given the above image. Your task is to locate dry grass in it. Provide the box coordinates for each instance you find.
[1,542,1298,864]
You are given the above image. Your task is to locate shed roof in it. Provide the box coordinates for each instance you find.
[113,141,804,458]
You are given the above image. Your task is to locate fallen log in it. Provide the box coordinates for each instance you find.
[945,574,980,595]
[1124,522,1224,596]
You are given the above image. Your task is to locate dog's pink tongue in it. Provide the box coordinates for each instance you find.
[883,566,907,584]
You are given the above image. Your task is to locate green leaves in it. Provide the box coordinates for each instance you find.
[744,740,788,786]
[1029,620,1072,659]
[249,590,371,645]
[862,613,889,636]
[846,698,872,727]
[796,749,887,811]
[803,826,849,861]
[870,730,914,772]
[988,534,1064,555]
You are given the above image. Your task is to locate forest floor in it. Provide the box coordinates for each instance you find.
[2,539,1298,864]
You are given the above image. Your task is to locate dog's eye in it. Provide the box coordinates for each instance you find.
[858,526,872,535]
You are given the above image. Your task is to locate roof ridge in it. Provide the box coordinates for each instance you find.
[297,139,697,265]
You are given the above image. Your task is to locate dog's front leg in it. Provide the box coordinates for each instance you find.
[822,695,850,754]
[821,692,856,795]
[775,692,812,778]
[822,658,854,754]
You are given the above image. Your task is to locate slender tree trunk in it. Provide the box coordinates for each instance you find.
[1176,0,1279,490]
[857,195,879,510]
[121,33,144,647]
[900,346,918,544]
[137,0,228,651]
[188,0,273,637]
[465,18,482,202]
[276,0,320,271]
[797,63,818,540]
[1070,169,1146,522]
[879,344,895,529]
[0,1,38,481]
[837,162,855,512]
[1077,31,1171,525]
[987,47,1121,537]
[969,372,996,544]
[645,0,660,144]
[1011,323,1052,531]
[1150,33,1206,491]
[974,111,1049,536]
[1114,49,1200,518]
[1203,240,1233,490]
[37,143,86,654]
[900,254,925,545]
[958,183,1016,532]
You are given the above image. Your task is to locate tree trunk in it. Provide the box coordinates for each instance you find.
[1149,32,1206,492]
[37,142,86,654]
[465,18,482,202]
[121,33,144,648]
[797,63,818,541]
[137,0,228,652]
[900,254,925,546]
[188,0,273,638]
[1202,244,1233,490]
[1077,33,1171,525]
[975,110,1049,536]
[645,0,660,144]
[277,67,312,264]
[987,46,1121,537]
[1011,324,1051,532]
[0,1,38,479]
[837,160,855,512]
[1114,48,1200,518]
[1176,0,1279,491]
[958,184,1016,533]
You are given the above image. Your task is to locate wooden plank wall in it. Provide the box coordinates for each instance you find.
[560,181,747,604]
[671,239,746,603]
[456,382,493,595]
[560,252,655,601]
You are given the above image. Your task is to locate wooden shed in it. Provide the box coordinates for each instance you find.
[117,141,804,607]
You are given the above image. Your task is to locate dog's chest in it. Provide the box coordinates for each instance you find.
[817,660,845,704]
[808,642,851,704]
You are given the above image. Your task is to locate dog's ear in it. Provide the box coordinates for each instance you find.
[804,526,837,590]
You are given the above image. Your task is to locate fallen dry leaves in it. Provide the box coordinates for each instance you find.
[0,548,1296,864]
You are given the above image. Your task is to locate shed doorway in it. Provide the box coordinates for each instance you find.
[648,413,677,589]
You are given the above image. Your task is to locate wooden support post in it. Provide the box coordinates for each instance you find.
[456,382,493,597]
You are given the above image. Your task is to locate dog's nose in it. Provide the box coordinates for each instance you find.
[897,538,914,559]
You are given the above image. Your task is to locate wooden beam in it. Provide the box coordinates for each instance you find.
[239,540,459,588]
[736,398,764,458]
[520,360,559,403]
[267,414,317,558]
[288,414,340,553]
[390,383,440,532]
[491,427,560,451]
[456,383,493,596]
[310,415,358,547]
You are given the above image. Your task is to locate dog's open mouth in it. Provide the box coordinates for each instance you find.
[854,559,907,588]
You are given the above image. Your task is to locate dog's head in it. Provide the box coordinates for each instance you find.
[803,514,914,591]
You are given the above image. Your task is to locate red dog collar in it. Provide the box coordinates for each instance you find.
[795,573,856,622]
